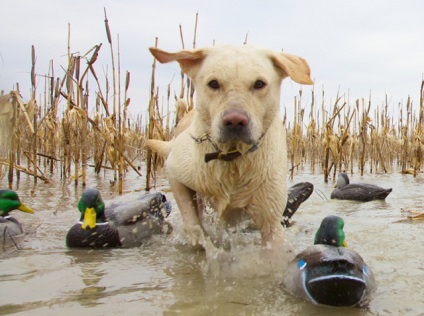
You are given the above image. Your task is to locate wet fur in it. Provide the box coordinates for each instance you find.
[146,44,313,248]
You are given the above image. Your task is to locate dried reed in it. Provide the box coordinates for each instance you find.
[1,13,423,194]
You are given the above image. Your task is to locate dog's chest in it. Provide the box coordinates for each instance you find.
[195,159,265,209]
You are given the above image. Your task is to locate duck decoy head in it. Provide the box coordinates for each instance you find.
[335,172,350,189]
[314,215,347,247]
[78,188,105,230]
[0,189,35,216]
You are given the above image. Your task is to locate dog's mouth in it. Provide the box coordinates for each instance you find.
[192,131,262,163]
[218,128,253,145]
[204,141,260,163]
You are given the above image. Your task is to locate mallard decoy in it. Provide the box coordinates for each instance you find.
[283,215,375,307]
[66,188,172,248]
[0,189,35,237]
[281,182,314,227]
[331,172,392,201]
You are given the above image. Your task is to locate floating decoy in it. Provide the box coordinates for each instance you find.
[331,172,392,201]
[283,215,375,307]
[0,189,35,237]
[66,188,172,248]
[281,182,314,227]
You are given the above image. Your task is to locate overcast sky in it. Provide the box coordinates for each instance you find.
[1,0,423,124]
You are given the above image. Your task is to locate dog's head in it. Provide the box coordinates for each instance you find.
[150,45,313,149]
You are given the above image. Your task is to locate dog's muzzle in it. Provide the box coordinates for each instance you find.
[191,131,264,163]
[219,109,253,144]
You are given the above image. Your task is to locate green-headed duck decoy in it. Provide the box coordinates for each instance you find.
[0,189,35,237]
[283,215,375,307]
[66,188,172,248]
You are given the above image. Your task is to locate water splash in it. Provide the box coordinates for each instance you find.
[199,224,295,279]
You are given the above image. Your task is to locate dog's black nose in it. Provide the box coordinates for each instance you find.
[222,109,249,127]
[220,109,252,144]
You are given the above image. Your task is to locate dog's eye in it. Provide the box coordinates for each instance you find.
[253,80,266,89]
[208,80,220,90]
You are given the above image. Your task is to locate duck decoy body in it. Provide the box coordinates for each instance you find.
[331,172,392,201]
[0,189,35,237]
[283,215,375,307]
[66,188,172,248]
[281,182,314,227]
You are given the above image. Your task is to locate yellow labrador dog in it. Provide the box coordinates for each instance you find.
[147,45,313,248]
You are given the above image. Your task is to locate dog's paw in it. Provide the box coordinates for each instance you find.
[184,224,207,248]
[261,226,285,248]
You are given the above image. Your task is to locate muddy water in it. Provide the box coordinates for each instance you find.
[1,167,424,315]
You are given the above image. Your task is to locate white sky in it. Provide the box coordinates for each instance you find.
[1,0,423,125]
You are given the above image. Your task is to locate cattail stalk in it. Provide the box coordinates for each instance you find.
[31,45,38,184]
[146,37,158,190]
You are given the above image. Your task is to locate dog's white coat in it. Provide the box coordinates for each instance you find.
[147,45,313,248]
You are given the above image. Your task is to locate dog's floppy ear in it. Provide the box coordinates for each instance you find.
[270,52,314,85]
[149,47,206,78]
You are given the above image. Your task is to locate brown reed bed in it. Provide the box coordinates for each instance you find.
[1,13,423,194]
[0,10,145,193]
[285,82,424,181]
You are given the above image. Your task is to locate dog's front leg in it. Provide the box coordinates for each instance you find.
[169,178,206,247]
[246,205,285,248]
[260,222,285,248]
